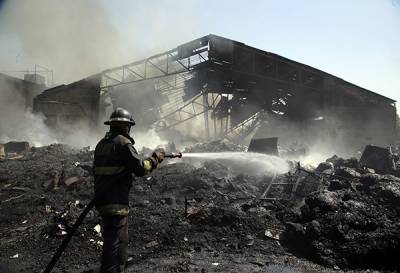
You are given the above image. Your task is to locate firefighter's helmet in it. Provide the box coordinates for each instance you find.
[104,107,136,126]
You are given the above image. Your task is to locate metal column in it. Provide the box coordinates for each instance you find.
[203,93,210,139]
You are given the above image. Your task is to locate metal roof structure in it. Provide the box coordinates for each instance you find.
[95,34,395,141]
[35,34,396,147]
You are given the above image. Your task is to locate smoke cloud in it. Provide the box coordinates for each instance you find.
[0,0,199,148]
[0,80,57,146]
[0,0,200,84]
[0,0,130,83]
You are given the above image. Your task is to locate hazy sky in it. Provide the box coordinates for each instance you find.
[0,0,399,103]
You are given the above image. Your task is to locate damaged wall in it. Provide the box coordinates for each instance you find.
[323,81,396,148]
[188,35,397,150]
[33,75,101,128]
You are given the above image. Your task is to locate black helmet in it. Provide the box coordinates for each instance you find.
[104,107,136,126]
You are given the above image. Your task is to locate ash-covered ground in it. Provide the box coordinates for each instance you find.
[0,141,399,273]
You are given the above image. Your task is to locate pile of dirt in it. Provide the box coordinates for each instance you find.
[281,158,400,271]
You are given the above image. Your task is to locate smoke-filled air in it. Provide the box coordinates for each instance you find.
[0,78,56,146]
[0,0,197,148]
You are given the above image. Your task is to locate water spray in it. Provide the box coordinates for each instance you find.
[178,152,290,175]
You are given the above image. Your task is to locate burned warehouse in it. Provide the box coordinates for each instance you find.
[33,35,396,151]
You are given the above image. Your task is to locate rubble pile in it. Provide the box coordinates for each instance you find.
[1,142,399,273]
[122,161,297,270]
[282,157,400,271]
[183,139,246,153]
[0,144,97,272]
[0,143,312,273]
[0,144,92,191]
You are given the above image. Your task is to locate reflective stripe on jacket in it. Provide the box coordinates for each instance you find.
[96,204,130,216]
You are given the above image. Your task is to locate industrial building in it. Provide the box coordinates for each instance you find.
[33,35,397,150]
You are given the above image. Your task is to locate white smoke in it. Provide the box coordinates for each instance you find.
[0,0,200,84]
[0,0,131,83]
[134,129,168,151]
[0,0,198,148]
[0,80,57,146]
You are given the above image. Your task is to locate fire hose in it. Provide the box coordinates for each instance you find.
[43,151,182,273]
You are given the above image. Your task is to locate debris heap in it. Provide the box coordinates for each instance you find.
[183,139,246,153]
[1,142,399,273]
[282,157,400,271]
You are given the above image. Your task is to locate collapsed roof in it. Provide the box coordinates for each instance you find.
[33,34,397,149]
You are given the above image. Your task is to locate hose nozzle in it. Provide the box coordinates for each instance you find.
[164,151,182,158]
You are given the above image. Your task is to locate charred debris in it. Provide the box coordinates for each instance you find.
[0,35,399,273]
[0,141,400,272]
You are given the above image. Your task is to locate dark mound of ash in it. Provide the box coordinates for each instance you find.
[183,139,246,153]
[126,161,297,270]
[2,143,394,273]
[0,144,93,191]
[0,144,294,272]
[0,144,97,272]
[281,156,400,271]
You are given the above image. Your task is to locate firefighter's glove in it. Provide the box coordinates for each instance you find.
[152,148,165,164]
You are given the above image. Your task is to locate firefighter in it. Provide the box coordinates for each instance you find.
[93,107,164,273]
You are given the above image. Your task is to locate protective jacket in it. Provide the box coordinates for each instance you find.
[93,130,155,216]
